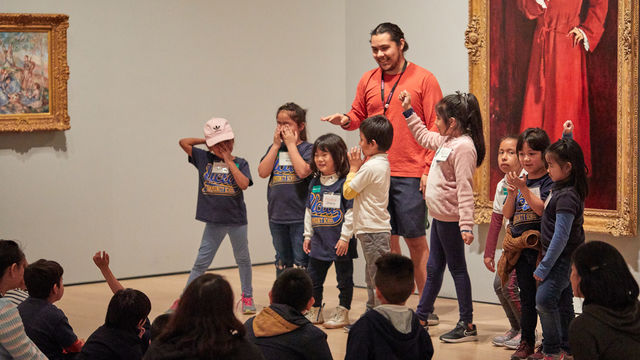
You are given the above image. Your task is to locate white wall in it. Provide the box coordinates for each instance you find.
[0,0,346,283]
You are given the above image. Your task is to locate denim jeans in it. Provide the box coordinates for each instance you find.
[416,219,473,323]
[307,257,354,309]
[536,255,574,354]
[269,221,308,275]
[186,223,253,297]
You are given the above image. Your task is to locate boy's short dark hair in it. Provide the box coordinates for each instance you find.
[517,128,550,153]
[105,288,151,332]
[150,313,171,341]
[24,259,63,299]
[270,268,312,312]
[360,115,394,152]
[375,254,414,304]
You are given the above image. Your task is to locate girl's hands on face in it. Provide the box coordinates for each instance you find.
[281,125,298,147]
[273,126,283,147]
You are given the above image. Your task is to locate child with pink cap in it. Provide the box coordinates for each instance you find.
[178,117,256,314]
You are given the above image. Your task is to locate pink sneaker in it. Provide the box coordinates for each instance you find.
[240,293,256,314]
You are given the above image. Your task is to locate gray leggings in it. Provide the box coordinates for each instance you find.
[356,232,391,309]
[494,270,521,330]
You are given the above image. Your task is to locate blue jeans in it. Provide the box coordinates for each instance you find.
[536,255,574,354]
[416,219,473,323]
[269,221,307,275]
[186,223,253,297]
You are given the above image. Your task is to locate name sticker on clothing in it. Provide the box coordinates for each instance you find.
[434,147,452,162]
[278,152,292,166]
[211,162,229,174]
[312,185,321,193]
[322,193,341,209]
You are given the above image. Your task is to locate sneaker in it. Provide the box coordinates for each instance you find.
[166,298,180,313]
[528,345,544,359]
[305,305,324,324]
[323,306,349,329]
[427,313,440,326]
[343,324,352,333]
[504,331,523,349]
[493,329,520,346]
[542,354,565,360]
[510,341,535,360]
[240,294,256,315]
[439,321,478,343]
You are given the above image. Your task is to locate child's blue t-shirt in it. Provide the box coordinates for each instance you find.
[509,173,553,237]
[306,176,356,261]
[263,142,313,224]
[189,147,253,225]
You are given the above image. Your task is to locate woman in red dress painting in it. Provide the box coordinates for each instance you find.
[519,0,607,171]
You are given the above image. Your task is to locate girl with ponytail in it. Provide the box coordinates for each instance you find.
[398,90,485,343]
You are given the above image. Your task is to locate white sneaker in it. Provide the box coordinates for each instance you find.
[504,331,522,349]
[305,306,324,324]
[323,306,350,329]
[493,329,519,346]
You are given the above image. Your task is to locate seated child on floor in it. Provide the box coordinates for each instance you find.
[345,254,433,360]
[245,268,332,360]
[77,288,151,360]
[18,259,83,360]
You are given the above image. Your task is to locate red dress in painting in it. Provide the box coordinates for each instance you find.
[519,0,607,170]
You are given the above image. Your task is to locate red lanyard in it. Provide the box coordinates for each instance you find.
[380,60,408,114]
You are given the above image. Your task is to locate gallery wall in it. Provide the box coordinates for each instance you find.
[0,0,349,283]
[1,1,638,305]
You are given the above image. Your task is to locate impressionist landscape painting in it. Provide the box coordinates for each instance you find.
[0,31,49,115]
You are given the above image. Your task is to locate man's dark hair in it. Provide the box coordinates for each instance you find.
[105,288,151,332]
[375,254,414,304]
[370,22,409,52]
[360,115,394,152]
[24,259,63,299]
[271,268,313,312]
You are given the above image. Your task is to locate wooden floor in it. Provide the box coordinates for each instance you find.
[59,264,524,360]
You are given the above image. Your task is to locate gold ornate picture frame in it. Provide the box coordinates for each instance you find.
[467,0,638,235]
[0,13,69,131]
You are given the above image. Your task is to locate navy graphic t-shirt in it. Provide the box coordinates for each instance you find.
[509,173,553,237]
[306,176,356,261]
[189,147,253,225]
[263,142,313,223]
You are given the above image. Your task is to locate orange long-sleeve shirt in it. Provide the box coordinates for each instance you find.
[344,62,443,177]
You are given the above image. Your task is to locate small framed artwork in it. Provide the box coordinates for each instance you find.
[0,13,70,132]
[466,0,638,235]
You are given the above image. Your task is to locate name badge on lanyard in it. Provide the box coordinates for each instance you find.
[434,147,452,162]
[212,161,229,174]
[278,151,293,166]
[322,192,341,209]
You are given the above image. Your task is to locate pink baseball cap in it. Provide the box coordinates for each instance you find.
[203,117,234,147]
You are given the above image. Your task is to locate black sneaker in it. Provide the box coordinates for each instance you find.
[439,321,478,343]
[427,313,440,326]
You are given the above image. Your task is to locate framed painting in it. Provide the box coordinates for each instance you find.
[466,0,638,235]
[0,13,69,131]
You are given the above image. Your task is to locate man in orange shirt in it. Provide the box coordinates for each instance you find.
[322,22,443,324]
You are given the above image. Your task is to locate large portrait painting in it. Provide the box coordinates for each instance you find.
[0,14,69,131]
[466,0,638,235]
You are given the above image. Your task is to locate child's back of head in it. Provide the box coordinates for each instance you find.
[360,115,394,152]
[24,259,63,300]
[150,313,171,341]
[271,268,313,312]
[375,254,414,305]
[105,288,151,332]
